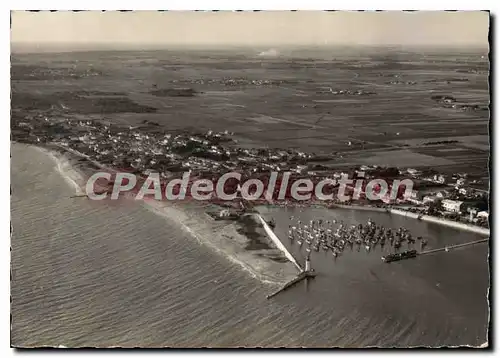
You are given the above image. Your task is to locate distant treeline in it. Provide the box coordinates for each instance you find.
[422,140,459,146]
[150,88,199,97]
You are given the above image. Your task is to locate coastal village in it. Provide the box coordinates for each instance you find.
[9,10,492,348]
[11,110,489,230]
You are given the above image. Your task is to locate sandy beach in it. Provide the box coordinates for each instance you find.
[33,143,298,285]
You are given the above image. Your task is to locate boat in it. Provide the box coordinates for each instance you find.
[382,249,417,263]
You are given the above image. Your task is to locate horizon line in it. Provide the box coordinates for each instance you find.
[11,42,489,55]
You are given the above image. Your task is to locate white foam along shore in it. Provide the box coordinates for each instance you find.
[31,143,297,285]
[332,203,490,236]
[33,145,87,195]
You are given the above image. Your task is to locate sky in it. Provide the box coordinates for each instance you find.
[10,11,489,49]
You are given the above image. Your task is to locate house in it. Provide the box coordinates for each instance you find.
[467,207,479,222]
[295,165,308,174]
[406,189,424,204]
[333,172,348,179]
[219,209,232,218]
[459,187,475,196]
[433,174,447,184]
[436,190,450,199]
[355,169,366,177]
[477,211,489,219]
[442,199,464,213]
[407,168,421,176]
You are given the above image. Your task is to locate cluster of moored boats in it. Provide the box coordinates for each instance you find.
[287,217,428,259]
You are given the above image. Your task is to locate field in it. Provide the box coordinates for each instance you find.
[11,47,490,184]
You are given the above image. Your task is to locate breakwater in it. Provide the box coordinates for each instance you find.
[257,214,303,272]
[266,270,317,299]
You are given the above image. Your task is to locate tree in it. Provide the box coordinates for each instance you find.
[427,200,443,216]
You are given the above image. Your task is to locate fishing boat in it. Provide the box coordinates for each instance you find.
[382,249,417,263]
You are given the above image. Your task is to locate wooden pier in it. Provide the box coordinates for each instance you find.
[419,238,489,256]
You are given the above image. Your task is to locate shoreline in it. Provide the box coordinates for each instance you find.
[330,203,389,213]
[22,142,298,286]
[389,209,490,236]
[330,203,490,236]
[23,141,490,271]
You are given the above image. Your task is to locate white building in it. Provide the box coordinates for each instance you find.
[407,168,421,176]
[459,187,475,196]
[442,199,464,213]
[467,207,478,222]
[436,190,450,199]
[333,172,348,179]
[295,165,308,174]
[219,209,231,218]
[433,174,447,184]
[407,190,423,204]
[477,211,489,219]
